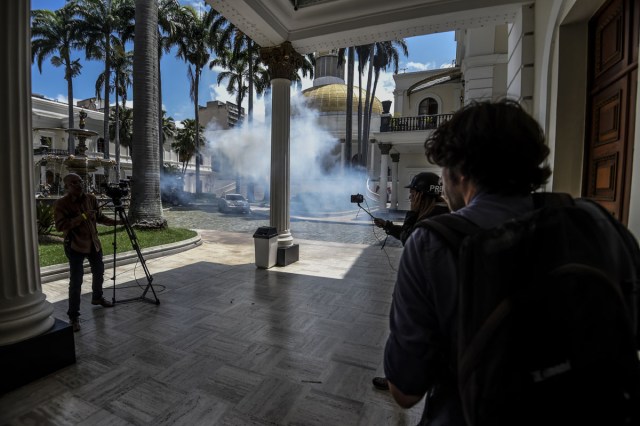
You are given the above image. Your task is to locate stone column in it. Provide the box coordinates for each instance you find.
[378,143,392,211]
[260,42,302,265]
[1,0,75,393]
[368,138,377,178]
[390,153,400,210]
[0,0,54,346]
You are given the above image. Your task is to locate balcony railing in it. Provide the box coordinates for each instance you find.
[380,113,453,132]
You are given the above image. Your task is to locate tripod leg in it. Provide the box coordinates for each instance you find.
[111,206,119,304]
[115,208,160,305]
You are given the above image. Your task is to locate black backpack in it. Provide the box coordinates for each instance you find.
[418,193,640,426]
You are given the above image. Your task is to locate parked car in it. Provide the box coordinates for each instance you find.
[218,193,251,214]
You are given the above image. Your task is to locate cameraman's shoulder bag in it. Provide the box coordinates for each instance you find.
[417,192,640,426]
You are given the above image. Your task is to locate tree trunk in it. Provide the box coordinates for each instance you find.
[194,72,201,195]
[65,62,75,154]
[362,48,374,169]
[130,0,165,228]
[357,62,363,167]
[115,87,121,179]
[345,47,354,168]
[103,34,111,160]
[368,70,381,138]
[248,40,253,123]
[158,44,164,179]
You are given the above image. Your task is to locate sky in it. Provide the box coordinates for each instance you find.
[30,0,457,125]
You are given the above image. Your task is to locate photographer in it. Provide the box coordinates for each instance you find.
[372,172,449,392]
[373,172,449,246]
[54,173,120,332]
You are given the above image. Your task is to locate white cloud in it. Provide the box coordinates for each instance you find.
[440,61,456,68]
[406,61,436,71]
[55,94,75,105]
[209,64,226,73]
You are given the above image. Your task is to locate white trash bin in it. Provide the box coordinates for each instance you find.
[253,226,278,268]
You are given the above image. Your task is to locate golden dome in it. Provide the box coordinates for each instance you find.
[302,84,383,114]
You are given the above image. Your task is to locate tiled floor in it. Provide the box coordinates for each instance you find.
[0,230,425,425]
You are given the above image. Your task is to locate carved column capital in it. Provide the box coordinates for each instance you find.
[390,153,400,162]
[260,42,304,80]
[378,143,392,155]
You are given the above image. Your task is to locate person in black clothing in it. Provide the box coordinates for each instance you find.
[372,172,450,391]
[374,172,449,246]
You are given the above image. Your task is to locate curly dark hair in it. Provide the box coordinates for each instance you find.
[424,100,551,195]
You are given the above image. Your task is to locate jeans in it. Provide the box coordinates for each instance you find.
[64,245,105,319]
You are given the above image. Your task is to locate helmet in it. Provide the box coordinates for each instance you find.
[405,172,442,196]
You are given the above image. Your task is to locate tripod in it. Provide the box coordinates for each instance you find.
[108,199,160,305]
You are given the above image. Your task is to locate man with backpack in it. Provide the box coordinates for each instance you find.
[383,100,640,425]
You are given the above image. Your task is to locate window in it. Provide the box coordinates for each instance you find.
[419,97,438,115]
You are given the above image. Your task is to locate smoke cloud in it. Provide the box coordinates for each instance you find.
[204,91,369,214]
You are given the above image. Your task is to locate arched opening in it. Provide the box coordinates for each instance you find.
[418,97,438,115]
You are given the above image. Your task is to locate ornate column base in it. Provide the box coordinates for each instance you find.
[277,244,299,266]
[0,318,76,393]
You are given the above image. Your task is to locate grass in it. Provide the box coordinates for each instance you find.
[39,226,197,267]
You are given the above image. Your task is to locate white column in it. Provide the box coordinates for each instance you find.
[368,138,376,178]
[461,26,508,103]
[270,78,293,248]
[390,153,400,210]
[0,0,55,346]
[507,4,535,111]
[378,143,392,211]
[260,42,303,251]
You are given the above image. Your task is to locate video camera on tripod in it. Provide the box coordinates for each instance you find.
[102,179,130,205]
[100,178,159,306]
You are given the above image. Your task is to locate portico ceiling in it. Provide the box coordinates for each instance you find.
[207,0,530,54]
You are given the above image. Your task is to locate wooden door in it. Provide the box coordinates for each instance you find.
[584,0,638,224]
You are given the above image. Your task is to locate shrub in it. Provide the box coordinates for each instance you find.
[36,202,55,236]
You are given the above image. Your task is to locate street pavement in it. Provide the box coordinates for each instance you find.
[162,201,405,248]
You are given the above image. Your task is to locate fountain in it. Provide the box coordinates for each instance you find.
[63,110,101,177]
[33,111,116,198]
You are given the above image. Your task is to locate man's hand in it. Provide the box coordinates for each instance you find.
[374,218,387,228]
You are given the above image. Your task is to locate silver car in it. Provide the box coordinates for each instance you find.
[218,193,251,214]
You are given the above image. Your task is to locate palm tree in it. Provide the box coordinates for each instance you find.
[356,44,372,167]
[159,110,177,171]
[130,0,165,228]
[157,0,181,174]
[31,4,82,154]
[161,111,177,150]
[215,22,251,122]
[211,50,249,113]
[108,105,133,150]
[173,4,222,195]
[338,46,355,167]
[292,53,315,89]
[74,0,135,160]
[171,119,204,175]
[361,40,408,157]
[96,40,132,177]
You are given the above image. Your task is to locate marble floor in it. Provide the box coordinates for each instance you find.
[0,230,425,425]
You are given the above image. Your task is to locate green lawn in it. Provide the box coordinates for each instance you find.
[39,226,197,267]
